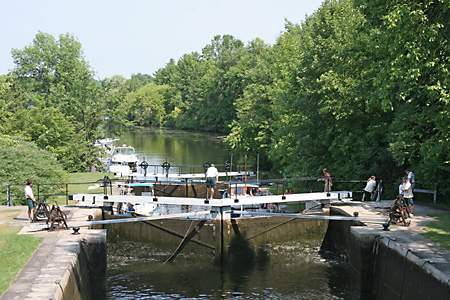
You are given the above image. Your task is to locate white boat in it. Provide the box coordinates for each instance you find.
[108,145,138,177]
[94,138,118,167]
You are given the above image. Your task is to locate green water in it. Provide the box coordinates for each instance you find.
[119,128,236,170]
[106,235,359,299]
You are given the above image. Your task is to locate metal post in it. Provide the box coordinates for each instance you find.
[103,177,107,195]
[6,185,11,206]
[256,153,260,184]
[65,183,69,205]
[230,153,233,172]
[433,184,438,205]
[37,184,40,202]
[220,206,224,266]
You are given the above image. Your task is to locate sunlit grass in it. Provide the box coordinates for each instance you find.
[423,213,450,251]
[0,226,41,295]
[67,172,111,194]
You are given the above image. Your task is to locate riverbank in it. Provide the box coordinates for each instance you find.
[0,206,106,300]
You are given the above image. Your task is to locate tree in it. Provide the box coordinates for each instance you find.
[9,32,103,171]
[122,83,168,127]
[0,134,66,204]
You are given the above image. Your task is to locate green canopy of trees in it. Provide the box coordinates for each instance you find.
[0,0,448,197]
[0,135,66,203]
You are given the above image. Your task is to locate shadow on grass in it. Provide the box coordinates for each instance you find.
[423,213,450,252]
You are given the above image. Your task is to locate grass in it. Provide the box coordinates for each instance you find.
[0,208,41,295]
[423,212,450,252]
[45,172,111,205]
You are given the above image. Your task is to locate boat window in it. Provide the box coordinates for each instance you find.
[114,147,135,155]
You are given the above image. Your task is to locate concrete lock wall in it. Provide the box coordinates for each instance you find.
[372,238,450,300]
[56,230,107,300]
[322,207,450,300]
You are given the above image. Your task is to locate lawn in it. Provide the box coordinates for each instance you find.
[0,210,41,295]
[423,212,450,252]
[45,172,112,205]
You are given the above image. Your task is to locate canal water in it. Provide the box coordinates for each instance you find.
[105,128,360,299]
[118,128,237,170]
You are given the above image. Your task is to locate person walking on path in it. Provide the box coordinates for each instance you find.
[25,179,36,222]
[362,176,377,201]
[206,164,219,200]
[402,177,415,216]
[320,168,333,193]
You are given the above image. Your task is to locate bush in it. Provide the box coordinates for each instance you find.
[0,135,67,204]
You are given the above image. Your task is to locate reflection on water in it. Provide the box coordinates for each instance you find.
[106,236,359,299]
[119,128,235,168]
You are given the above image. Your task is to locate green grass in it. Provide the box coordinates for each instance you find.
[0,226,41,295]
[67,172,111,184]
[66,172,112,194]
[423,213,450,252]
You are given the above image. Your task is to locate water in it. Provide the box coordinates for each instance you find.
[106,128,360,299]
[106,237,359,299]
[118,128,235,169]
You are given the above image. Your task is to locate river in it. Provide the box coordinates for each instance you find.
[105,128,359,299]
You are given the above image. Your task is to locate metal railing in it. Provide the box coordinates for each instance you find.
[2,176,441,206]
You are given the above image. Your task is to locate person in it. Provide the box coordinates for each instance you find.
[398,179,404,197]
[320,168,333,193]
[402,177,414,216]
[25,179,36,222]
[405,169,415,191]
[362,176,377,201]
[206,164,219,200]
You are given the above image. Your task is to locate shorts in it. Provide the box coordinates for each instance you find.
[27,198,35,209]
[405,198,414,206]
[206,177,216,188]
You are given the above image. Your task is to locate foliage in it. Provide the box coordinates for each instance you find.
[0,135,67,203]
[5,32,103,171]
[0,0,449,199]
[121,83,168,127]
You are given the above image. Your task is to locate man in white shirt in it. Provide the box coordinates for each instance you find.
[25,179,36,222]
[402,177,414,215]
[405,169,415,190]
[362,176,377,201]
[206,164,219,200]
